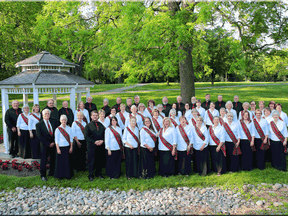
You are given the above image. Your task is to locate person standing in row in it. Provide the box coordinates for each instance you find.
[74,101,90,124]
[116,103,129,131]
[238,102,252,120]
[190,96,197,110]
[133,95,140,108]
[225,101,237,122]
[215,95,226,111]
[125,105,143,129]
[175,96,185,116]
[204,102,219,130]
[233,95,243,116]
[162,96,172,117]
[28,104,41,159]
[196,100,205,118]
[85,96,98,119]
[42,99,60,127]
[201,94,211,111]
[59,101,74,127]
[102,98,111,117]
[125,98,133,114]
[113,97,122,113]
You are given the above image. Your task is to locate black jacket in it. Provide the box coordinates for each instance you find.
[84,121,105,145]
[36,119,57,147]
[215,101,226,111]
[5,108,22,129]
[162,103,172,117]
[58,107,74,127]
[201,100,211,111]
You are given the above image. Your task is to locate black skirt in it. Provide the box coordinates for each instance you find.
[73,140,87,171]
[240,139,253,171]
[176,151,192,175]
[18,130,31,159]
[159,150,175,177]
[225,141,240,172]
[254,138,266,170]
[30,130,40,159]
[54,146,73,179]
[106,149,122,178]
[270,140,286,171]
[209,145,226,174]
[138,147,156,179]
[194,147,209,176]
[125,147,139,178]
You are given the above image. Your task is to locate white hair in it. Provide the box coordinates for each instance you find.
[220,107,227,113]
[134,95,140,99]
[225,101,233,109]
[272,110,280,117]
[103,98,109,103]
[242,102,250,108]
[22,104,30,112]
[131,105,137,111]
[169,109,176,116]
[226,112,234,117]
[60,114,68,122]
[177,96,182,100]
[77,111,84,116]
[191,108,199,114]
[157,104,163,109]
[42,108,51,115]
[12,100,19,105]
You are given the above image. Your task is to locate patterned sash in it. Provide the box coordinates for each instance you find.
[108,115,112,119]
[270,121,287,153]
[147,107,153,116]
[240,120,256,151]
[178,125,193,154]
[21,113,28,125]
[207,110,214,124]
[253,119,269,150]
[219,117,224,126]
[75,120,85,135]
[126,127,141,154]
[58,126,71,144]
[137,112,145,122]
[78,109,88,123]
[159,113,164,119]
[152,117,161,132]
[119,112,126,125]
[279,116,283,121]
[223,122,241,155]
[142,127,157,143]
[170,118,178,128]
[195,126,205,141]
[159,128,177,160]
[191,118,197,127]
[31,113,40,121]
[209,126,226,156]
[109,126,125,159]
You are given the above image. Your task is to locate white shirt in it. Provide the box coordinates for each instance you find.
[74,109,90,124]
[204,109,220,126]
[158,127,177,151]
[226,109,237,122]
[105,126,123,150]
[263,115,273,124]
[250,110,256,119]
[125,113,143,130]
[176,125,193,151]
[16,113,30,130]
[196,107,206,118]
[224,121,241,142]
[279,111,288,127]
[123,125,140,148]
[28,113,41,130]
[98,118,110,129]
[192,125,209,150]
[220,116,228,124]
[151,116,163,133]
[138,110,149,118]
[145,106,157,118]
[170,116,180,128]
[44,120,54,135]
[238,110,252,121]
[140,126,156,148]
[71,120,86,140]
[116,112,129,130]
[55,125,73,147]
[269,120,288,141]
[238,120,256,140]
[105,115,117,127]
[253,118,269,139]
[208,125,225,146]
[159,112,165,119]
[184,110,192,122]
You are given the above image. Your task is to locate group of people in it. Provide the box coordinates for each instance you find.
[4,94,288,181]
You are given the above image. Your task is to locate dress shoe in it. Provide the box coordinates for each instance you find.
[10,154,15,158]
[41,177,47,181]
[48,173,54,177]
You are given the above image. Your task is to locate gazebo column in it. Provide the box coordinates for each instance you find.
[33,87,39,105]
[77,93,81,106]
[53,94,57,108]
[1,89,10,154]
[23,94,28,105]
[70,88,76,112]
[86,88,90,102]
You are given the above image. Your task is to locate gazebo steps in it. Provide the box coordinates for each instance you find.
[0,152,40,165]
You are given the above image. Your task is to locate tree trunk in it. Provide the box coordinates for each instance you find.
[225,72,228,82]
[211,71,214,85]
[118,74,122,83]
[167,76,169,86]
[283,76,286,82]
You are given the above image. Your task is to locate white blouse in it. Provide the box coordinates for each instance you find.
[224,121,241,142]
[192,125,209,150]
[263,115,273,124]
[208,125,225,146]
[204,109,220,126]
[158,127,177,151]
[116,112,129,130]
[226,109,237,122]
[170,117,180,128]
[253,118,269,139]
[279,111,288,127]
[238,110,252,121]
[55,125,73,147]
[105,126,123,151]
[238,120,256,140]
[125,113,143,130]
[269,120,288,142]
[159,112,165,119]
[151,116,163,133]
[184,110,192,122]
[74,109,90,124]
[176,125,193,151]
[28,113,41,130]
[123,125,140,148]
[196,107,206,118]
[98,118,109,129]
[71,120,87,140]
[138,111,149,118]
[140,126,156,148]
[250,110,256,119]
[105,115,117,127]
[16,113,30,130]
[145,106,157,118]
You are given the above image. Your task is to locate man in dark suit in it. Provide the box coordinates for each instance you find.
[101,98,110,117]
[4,100,22,158]
[189,96,197,109]
[125,97,133,114]
[85,96,97,118]
[41,99,60,127]
[58,101,74,127]
[176,96,185,115]
[113,97,122,113]
[36,109,57,181]
[84,111,105,181]
[201,94,211,110]
[233,95,243,116]
[133,95,140,108]
[162,96,172,117]
[215,95,226,111]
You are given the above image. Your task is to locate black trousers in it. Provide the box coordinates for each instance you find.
[176,151,192,175]
[54,146,73,179]
[7,128,18,155]
[30,130,41,159]
[138,147,156,178]
[18,130,31,159]
[209,145,226,174]
[125,147,139,178]
[194,147,209,176]
[254,138,266,170]
[240,140,253,171]
[73,140,87,171]
[225,142,240,172]
[159,150,175,177]
[270,140,287,171]
[40,143,56,177]
[87,142,105,178]
[106,149,122,178]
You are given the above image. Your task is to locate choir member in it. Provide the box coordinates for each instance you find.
[259,101,265,116]
[268,101,276,114]
[36,109,57,181]
[105,116,123,179]
[276,103,288,126]
[42,99,60,126]
[201,94,211,110]
[192,116,209,176]
[184,103,192,122]
[253,109,269,170]
[162,96,172,117]
[225,101,237,122]
[74,101,90,124]
[113,97,122,113]
[172,103,182,117]
[125,105,143,129]
[175,96,185,115]
[17,104,31,158]
[85,96,98,118]
[28,104,41,159]
[139,117,157,179]
[223,112,241,173]
[196,99,205,118]
[137,103,147,121]
[263,107,273,124]
[189,109,199,128]
[208,116,226,176]
[204,102,219,129]
[123,116,140,179]
[116,103,129,131]
[158,117,177,177]
[176,116,193,176]
[156,104,165,119]
[145,99,157,118]
[238,102,252,120]
[238,111,255,171]
[133,95,140,108]
[190,96,197,109]
[5,100,22,157]
[151,109,163,133]
[105,107,117,126]
[101,98,111,117]
[125,97,133,114]
[84,111,105,181]
[169,109,180,128]
[268,110,288,171]
[98,109,109,128]
[59,101,74,127]
[250,101,257,119]
[233,95,243,116]
[54,115,73,179]
[215,95,226,111]
[72,111,87,172]
[219,108,227,125]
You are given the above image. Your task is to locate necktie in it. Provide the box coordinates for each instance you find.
[118,105,120,110]
[179,104,180,109]
[236,102,238,107]
[89,104,91,110]
[47,121,52,136]
[95,121,99,131]
[65,108,69,115]
[206,102,207,107]
[51,108,54,112]
[164,105,166,109]
[16,110,18,115]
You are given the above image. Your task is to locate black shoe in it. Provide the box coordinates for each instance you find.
[10,154,15,158]
[41,177,47,181]
[89,177,94,182]
[48,173,54,177]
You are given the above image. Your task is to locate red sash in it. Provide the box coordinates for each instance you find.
[137,112,145,122]
[223,122,241,155]
[191,118,197,127]
[240,120,256,151]
[178,125,193,154]
[279,116,283,121]
[170,118,178,127]
[147,107,153,116]
[253,119,269,150]
[108,115,112,119]
[119,112,126,125]
[195,126,205,141]
[75,120,85,136]
[58,126,71,144]
[78,109,88,123]
[159,128,177,160]
[270,121,287,153]
[207,110,214,124]
[21,113,28,125]
[143,127,157,143]
[209,126,226,156]
[31,113,40,121]
[126,127,141,155]
[219,117,224,126]
[159,113,164,119]
[152,117,161,132]
[109,126,125,159]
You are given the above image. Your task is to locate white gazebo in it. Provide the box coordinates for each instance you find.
[0,51,94,154]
